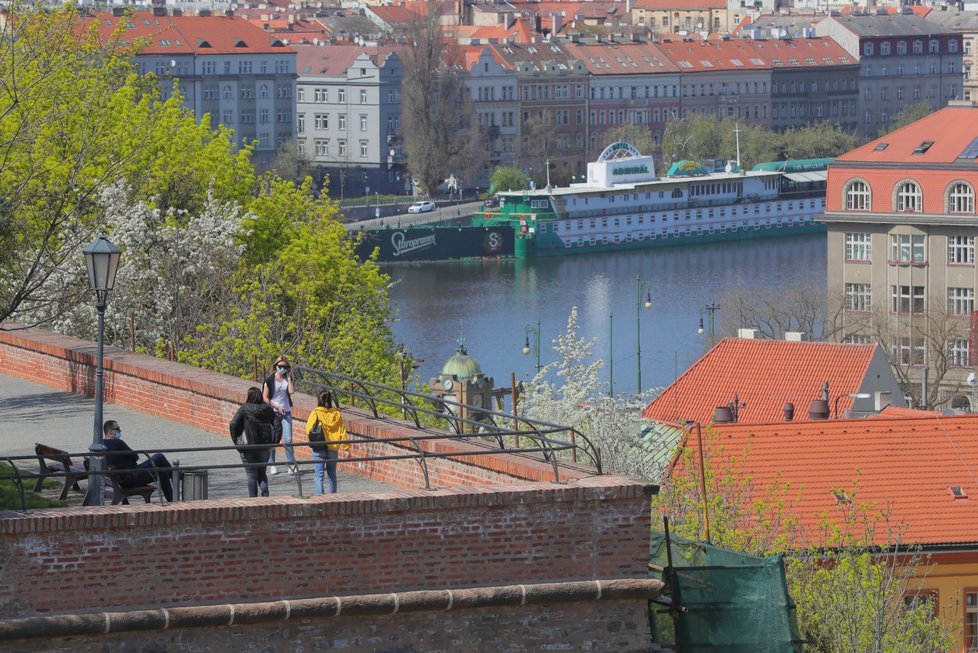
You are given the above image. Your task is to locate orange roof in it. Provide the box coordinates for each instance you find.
[643,338,882,425]
[632,0,724,10]
[834,105,978,166]
[675,415,978,547]
[84,12,293,55]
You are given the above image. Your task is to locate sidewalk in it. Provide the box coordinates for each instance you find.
[0,372,395,505]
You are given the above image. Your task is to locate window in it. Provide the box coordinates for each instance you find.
[845,233,872,260]
[913,40,923,54]
[897,41,907,55]
[929,39,939,54]
[966,591,978,651]
[315,139,328,156]
[881,41,891,56]
[864,42,874,56]
[893,337,925,365]
[360,89,367,104]
[896,181,922,212]
[949,236,975,264]
[891,285,925,313]
[360,140,368,157]
[890,234,926,263]
[338,114,346,130]
[845,283,872,311]
[338,89,346,103]
[948,183,975,213]
[298,114,304,134]
[950,339,971,367]
[360,114,367,131]
[948,287,974,315]
[845,180,871,211]
[338,140,347,156]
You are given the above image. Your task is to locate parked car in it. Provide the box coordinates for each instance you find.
[407,200,436,214]
[483,197,500,209]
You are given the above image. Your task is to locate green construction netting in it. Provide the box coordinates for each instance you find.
[649,530,803,653]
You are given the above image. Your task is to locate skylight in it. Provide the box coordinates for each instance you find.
[730,58,744,66]
[874,143,889,151]
[912,141,934,155]
[950,486,968,499]
[958,137,978,160]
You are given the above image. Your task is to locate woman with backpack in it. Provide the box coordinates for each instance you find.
[229,386,279,497]
[305,390,349,494]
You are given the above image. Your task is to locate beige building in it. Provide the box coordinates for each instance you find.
[630,0,728,36]
[823,102,978,410]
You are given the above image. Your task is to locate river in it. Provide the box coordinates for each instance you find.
[386,233,827,394]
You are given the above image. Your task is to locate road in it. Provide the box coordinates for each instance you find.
[344,200,484,232]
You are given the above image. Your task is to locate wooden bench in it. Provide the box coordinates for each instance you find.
[33,443,88,500]
[32,443,157,505]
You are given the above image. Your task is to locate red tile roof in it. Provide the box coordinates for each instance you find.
[643,338,880,425]
[294,45,398,76]
[85,12,293,55]
[675,415,978,547]
[654,38,771,72]
[834,105,978,165]
[748,37,856,68]
[563,42,679,74]
[632,0,724,9]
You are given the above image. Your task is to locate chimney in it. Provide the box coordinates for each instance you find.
[737,328,758,339]
[784,402,795,421]
[784,331,807,341]
[153,6,167,16]
[808,380,830,420]
[714,406,734,423]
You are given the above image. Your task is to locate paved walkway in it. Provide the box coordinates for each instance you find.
[0,372,396,506]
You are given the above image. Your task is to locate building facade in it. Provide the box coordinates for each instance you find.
[925,10,978,103]
[816,13,963,138]
[823,103,978,410]
[88,10,298,165]
[295,46,404,197]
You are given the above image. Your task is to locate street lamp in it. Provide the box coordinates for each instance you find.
[834,392,871,418]
[697,303,720,345]
[608,313,614,397]
[522,321,542,372]
[82,235,121,506]
[636,275,653,394]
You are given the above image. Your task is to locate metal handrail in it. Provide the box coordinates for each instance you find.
[0,428,597,513]
[295,365,602,472]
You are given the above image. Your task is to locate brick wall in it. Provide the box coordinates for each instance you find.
[0,325,656,651]
[0,477,654,618]
[0,325,590,487]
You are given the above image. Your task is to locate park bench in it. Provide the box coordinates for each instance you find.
[32,443,87,500]
[32,443,157,505]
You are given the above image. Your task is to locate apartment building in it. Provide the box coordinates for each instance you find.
[751,37,859,132]
[629,0,728,36]
[925,9,978,103]
[823,103,978,410]
[86,10,297,164]
[459,46,520,176]
[295,45,404,197]
[816,13,963,138]
[562,41,680,159]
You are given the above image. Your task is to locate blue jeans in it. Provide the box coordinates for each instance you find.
[267,412,295,466]
[312,448,338,494]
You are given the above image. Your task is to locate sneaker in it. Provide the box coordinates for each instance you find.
[268,465,279,476]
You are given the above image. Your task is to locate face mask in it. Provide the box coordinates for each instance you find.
[113,429,122,438]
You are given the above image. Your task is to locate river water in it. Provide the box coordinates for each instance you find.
[386,233,826,394]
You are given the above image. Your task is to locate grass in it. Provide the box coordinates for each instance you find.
[0,462,68,510]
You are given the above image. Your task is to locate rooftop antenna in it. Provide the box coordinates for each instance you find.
[733,122,742,170]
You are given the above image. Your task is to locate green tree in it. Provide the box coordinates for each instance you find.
[882,101,932,136]
[604,124,656,156]
[489,166,529,193]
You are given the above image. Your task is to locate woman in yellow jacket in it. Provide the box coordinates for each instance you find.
[305,390,349,493]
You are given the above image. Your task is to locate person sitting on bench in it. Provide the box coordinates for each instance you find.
[101,420,174,502]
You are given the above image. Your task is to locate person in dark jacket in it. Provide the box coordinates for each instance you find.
[229,386,279,497]
[102,420,174,501]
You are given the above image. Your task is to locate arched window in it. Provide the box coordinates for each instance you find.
[223,85,232,99]
[948,182,975,213]
[896,181,922,212]
[259,85,269,99]
[845,179,871,211]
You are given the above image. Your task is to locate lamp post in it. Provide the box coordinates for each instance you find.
[608,313,614,397]
[522,321,542,372]
[636,275,653,394]
[834,392,871,418]
[82,235,121,506]
[697,303,720,345]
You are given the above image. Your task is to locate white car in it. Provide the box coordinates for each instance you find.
[407,200,436,214]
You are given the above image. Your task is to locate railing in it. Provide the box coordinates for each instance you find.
[0,423,598,512]
[294,365,602,473]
